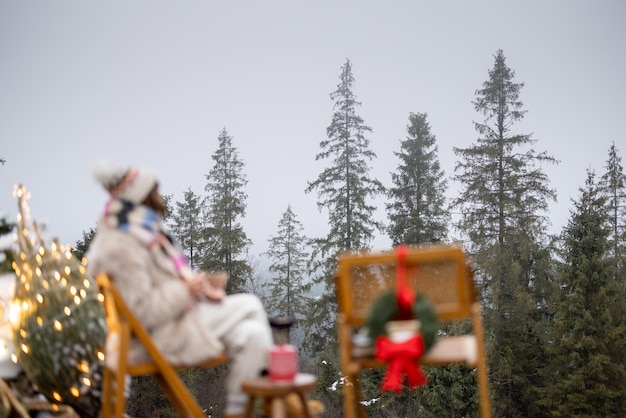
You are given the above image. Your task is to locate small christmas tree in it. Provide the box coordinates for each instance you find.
[11,185,106,417]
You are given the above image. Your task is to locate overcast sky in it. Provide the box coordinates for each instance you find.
[1,1,625,264]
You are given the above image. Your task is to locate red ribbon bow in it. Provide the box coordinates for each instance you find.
[375,334,428,392]
[395,244,415,320]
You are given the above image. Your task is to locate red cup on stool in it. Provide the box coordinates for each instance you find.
[269,344,298,382]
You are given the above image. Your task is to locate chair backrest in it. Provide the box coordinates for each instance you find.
[97,273,162,366]
[335,245,476,326]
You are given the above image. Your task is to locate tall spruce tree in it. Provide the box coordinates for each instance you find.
[387,112,449,245]
[263,205,312,345]
[169,187,207,269]
[451,50,558,417]
[600,142,626,281]
[538,170,626,416]
[305,59,385,355]
[201,128,252,293]
[381,113,481,416]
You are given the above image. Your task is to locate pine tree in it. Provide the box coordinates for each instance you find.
[387,112,449,245]
[201,128,252,293]
[538,170,626,416]
[600,142,626,281]
[383,112,474,415]
[305,58,385,355]
[451,49,558,416]
[161,193,174,222]
[72,227,96,262]
[263,205,312,345]
[169,188,207,269]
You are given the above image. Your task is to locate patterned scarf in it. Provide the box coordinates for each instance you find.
[101,199,193,280]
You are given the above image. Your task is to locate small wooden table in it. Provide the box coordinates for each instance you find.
[242,373,317,418]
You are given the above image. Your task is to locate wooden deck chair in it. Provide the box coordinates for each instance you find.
[335,245,491,418]
[96,273,228,418]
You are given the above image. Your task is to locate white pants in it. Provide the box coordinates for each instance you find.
[198,293,273,414]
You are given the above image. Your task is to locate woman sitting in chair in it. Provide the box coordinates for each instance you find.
[86,161,320,418]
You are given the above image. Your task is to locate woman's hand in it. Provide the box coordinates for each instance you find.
[185,273,207,299]
[201,271,228,301]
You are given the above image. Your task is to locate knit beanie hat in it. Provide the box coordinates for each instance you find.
[93,160,157,204]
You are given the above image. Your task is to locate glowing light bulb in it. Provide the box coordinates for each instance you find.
[21,343,29,354]
[64,266,71,275]
[70,387,79,397]
[97,351,105,361]
[54,320,62,331]
[74,296,81,305]
[79,361,89,373]
[52,391,62,402]
[82,377,92,387]
[9,301,21,328]
[36,294,43,304]
[64,306,71,316]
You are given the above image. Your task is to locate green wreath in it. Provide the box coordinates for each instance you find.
[366,290,439,352]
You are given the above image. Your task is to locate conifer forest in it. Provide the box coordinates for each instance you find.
[59,49,626,416]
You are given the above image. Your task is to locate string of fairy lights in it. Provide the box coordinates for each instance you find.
[9,184,106,417]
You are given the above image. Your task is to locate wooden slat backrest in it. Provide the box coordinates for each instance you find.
[336,245,474,326]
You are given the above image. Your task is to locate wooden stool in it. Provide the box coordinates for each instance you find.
[242,373,317,418]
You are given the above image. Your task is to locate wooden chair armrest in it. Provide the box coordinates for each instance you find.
[127,353,228,375]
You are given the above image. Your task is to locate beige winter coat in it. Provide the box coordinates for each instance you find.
[86,223,224,366]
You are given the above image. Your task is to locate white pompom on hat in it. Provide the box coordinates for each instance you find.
[93,160,157,204]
